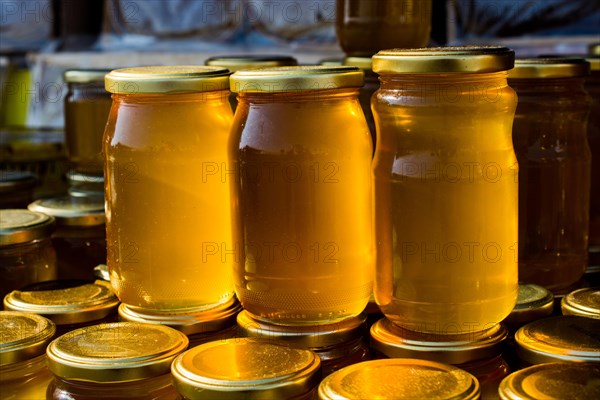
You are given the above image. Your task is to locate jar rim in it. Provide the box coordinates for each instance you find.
[0,311,56,365]
[28,196,105,227]
[205,55,297,72]
[0,209,55,245]
[508,57,590,79]
[64,69,112,84]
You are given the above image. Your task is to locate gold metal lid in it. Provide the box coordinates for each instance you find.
[105,66,230,94]
[561,288,600,319]
[508,57,591,79]
[64,69,112,84]
[47,322,189,383]
[590,43,600,56]
[0,170,37,193]
[498,362,600,400]
[0,311,56,365]
[319,58,343,66]
[370,318,507,364]
[229,66,364,93]
[372,46,515,74]
[4,281,119,325]
[118,297,241,335]
[171,338,322,400]
[343,57,373,71]
[0,209,55,245]
[237,311,366,350]
[318,359,480,400]
[205,55,297,72]
[515,316,600,364]
[28,196,105,226]
[505,283,554,325]
[587,57,600,72]
[66,170,104,185]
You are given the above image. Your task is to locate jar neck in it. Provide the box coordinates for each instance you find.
[237,88,360,104]
[379,71,509,88]
[113,90,229,104]
[0,354,48,382]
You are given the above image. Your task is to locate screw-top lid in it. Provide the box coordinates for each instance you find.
[343,57,373,72]
[0,311,56,365]
[171,338,322,400]
[561,288,600,320]
[28,195,105,226]
[46,322,188,383]
[0,209,55,245]
[318,359,480,400]
[205,55,297,72]
[508,57,590,79]
[0,170,37,193]
[64,69,112,84]
[505,283,554,326]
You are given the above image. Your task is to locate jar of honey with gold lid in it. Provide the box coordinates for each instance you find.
[586,51,600,269]
[103,66,237,322]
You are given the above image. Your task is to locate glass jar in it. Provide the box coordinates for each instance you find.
[0,170,38,208]
[28,195,106,280]
[103,66,236,318]
[4,280,119,337]
[46,322,188,399]
[498,362,600,400]
[370,318,509,400]
[561,287,600,319]
[371,46,518,334]
[318,359,480,400]
[587,56,600,268]
[0,311,56,400]
[343,57,378,151]
[0,209,57,298]
[514,315,600,366]
[64,69,112,175]
[229,66,374,325]
[335,0,432,56]
[171,338,322,400]
[237,310,370,376]
[509,58,592,292]
[504,283,554,332]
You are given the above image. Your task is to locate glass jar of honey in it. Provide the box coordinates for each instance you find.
[103,66,237,319]
[509,58,592,291]
[229,66,374,325]
[46,322,188,399]
[171,338,322,400]
[0,170,38,208]
[371,46,518,334]
[0,209,57,298]
[561,287,600,319]
[64,69,112,175]
[336,0,432,56]
[586,56,600,268]
[0,311,56,400]
[28,195,106,280]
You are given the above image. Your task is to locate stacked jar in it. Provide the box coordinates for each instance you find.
[586,48,600,276]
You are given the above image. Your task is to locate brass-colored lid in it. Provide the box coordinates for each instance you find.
[372,46,515,74]
[66,170,104,185]
[561,288,600,319]
[590,43,600,56]
[0,209,55,245]
[64,69,112,84]
[515,316,600,364]
[498,362,600,400]
[505,283,554,325]
[171,338,322,400]
[0,170,37,193]
[370,318,507,364]
[118,297,241,335]
[47,322,189,383]
[28,196,105,226]
[319,58,343,66]
[237,311,366,350]
[587,57,600,72]
[205,55,297,72]
[105,66,230,94]
[508,57,590,79]
[343,57,373,71]
[4,281,119,325]
[318,359,480,400]
[230,66,364,93]
[0,311,56,365]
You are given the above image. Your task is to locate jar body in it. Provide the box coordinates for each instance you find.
[586,71,600,266]
[372,73,518,334]
[103,91,236,313]
[65,81,112,174]
[52,225,107,280]
[234,89,374,325]
[511,78,591,291]
[0,355,54,400]
[336,0,431,56]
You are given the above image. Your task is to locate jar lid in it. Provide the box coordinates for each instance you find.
[118,297,241,335]
[505,283,554,326]
[0,209,55,245]
[370,318,507,364]
[4,281,119,325]
[105,66,230,94]
[66,170,104,185]
[230,66,364,93]
[205,55,298,72]
[0,311,56,365]
[343,57,373,71]
[372,46,515,74]
[508,57,591,79]
[319,58,343,66]
[587,57,600,72]
[28,195,105,226]
[46,322,189,383]
[64,69,112,84]
[515,316,600,364]
[561,288,600,319]
[0,170,37,193]
[318,359,480,400]
[589,43,600,56]
[237,310,366,350]
[171,338,321,400]
[498,362,600,400]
